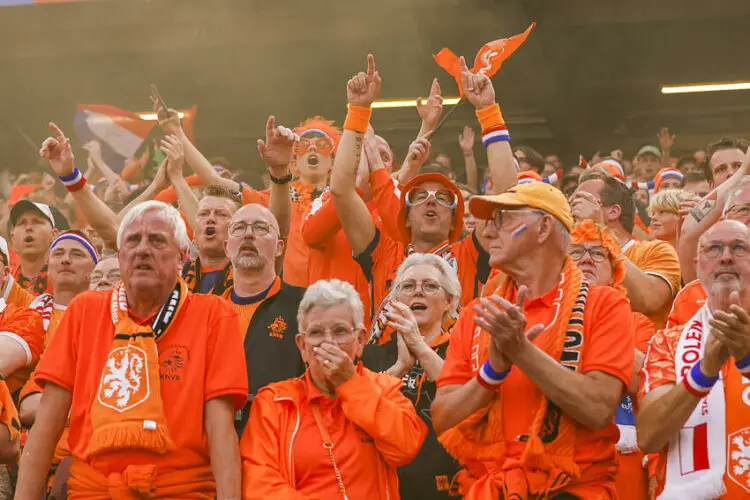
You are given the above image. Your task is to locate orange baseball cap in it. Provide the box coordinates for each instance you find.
[469,182,573,232]
[397,173,464,244]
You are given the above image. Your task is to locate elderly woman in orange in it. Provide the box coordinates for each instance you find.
[648,188,699,249]
[362,253,462,500]
[240,279,427,500]
[569,220,654,500]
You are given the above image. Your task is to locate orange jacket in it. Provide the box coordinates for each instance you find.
[240,366,427,499]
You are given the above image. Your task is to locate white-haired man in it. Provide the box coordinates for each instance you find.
[432,182,634,499]
[638,220,750,499]
[16,127,248,500]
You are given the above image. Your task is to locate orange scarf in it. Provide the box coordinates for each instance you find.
[87,281,187,457]
[439,258,587,499]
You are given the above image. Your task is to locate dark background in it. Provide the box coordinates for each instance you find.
[1,0,749,176]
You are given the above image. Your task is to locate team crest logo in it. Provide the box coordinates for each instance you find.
[97,346,150,412]
[728,428,750,492]
[161,345,190,381]
[268,317,287,339]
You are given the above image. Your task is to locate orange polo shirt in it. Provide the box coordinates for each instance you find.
[665,279,705,328]
[623,239,681,330]
[438,282,633,493]
[34,290,248,475]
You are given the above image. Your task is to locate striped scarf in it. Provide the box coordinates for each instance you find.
[439,258,589,498]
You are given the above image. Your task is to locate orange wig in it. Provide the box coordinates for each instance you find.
[571,220,626,290]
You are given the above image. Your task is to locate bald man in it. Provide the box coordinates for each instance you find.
[221,204,305,434]
[639,220,750,499]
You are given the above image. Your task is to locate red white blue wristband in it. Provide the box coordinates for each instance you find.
[736,353,750,377]
[59,167,87,192]
[683,359,718,398]
[482,125,510,148]
[476,360,510,391]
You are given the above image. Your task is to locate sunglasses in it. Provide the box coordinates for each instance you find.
[293,137,334,157]
[405,188,458,209]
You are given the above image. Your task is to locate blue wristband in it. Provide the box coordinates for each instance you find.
[736,353,750,374]
[685,359,719,396]
[58,167,80,183]
[482,360,510,382]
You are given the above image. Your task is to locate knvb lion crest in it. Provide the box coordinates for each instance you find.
[268,317,287,339]
[97,346,150,412]
[728,427,750,492]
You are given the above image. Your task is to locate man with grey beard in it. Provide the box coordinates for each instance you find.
[638,220,750,498]
[221,203,305,435]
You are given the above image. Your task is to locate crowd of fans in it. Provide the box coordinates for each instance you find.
[0,52,747,500]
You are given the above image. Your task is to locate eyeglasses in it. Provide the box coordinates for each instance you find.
[570,246,609,263]
[405,188,458,209]
[303,325,356,344]
[396,279,443,296]
[700,241,750,259]
[90,269,121,283]
[228,221,275,238]
[293,137,334,157]
[490,208,543,230]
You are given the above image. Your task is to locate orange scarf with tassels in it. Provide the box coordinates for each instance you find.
[439,258,588,499]
[87,281,187,457]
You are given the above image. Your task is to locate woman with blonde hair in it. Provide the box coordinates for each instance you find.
[363,253,462,499]
[240,279,427,499]
[648,188,699,249]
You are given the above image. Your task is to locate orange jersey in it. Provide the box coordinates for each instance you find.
[241,367,427,500]
[0,302,45,397]
[624,239,681,330]
[665,279,706,329]
[34,290,248,475]
[633,311,656,353]
[2,278,33,308]
[438,284,634,494]
[301,192,378,325]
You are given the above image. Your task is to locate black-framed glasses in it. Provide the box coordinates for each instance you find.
[396,279,443,296]
[570,245,609,263]
[229,221,275,238]
[490,208,543,230]
[700,241,750,259]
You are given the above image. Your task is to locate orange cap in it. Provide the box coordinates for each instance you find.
[469,182,573,232]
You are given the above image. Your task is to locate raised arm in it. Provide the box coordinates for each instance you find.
[152,95,241,195]
[459,126,478,191]
[161,135,199,233]
[329,54,381,255]
[679,150,750,282]
[117,159,171,219]
[40,123,120,249]
[459,57,516,195]
[657,127,675,169]
[256,115,295,241]
[398,79,441,185]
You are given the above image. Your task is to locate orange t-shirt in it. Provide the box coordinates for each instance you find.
[301,192,379,326]
[438,282,633,483]
[633,311,656,353]
[3,279,34,308]
[34,290,248,475]
[1,303,45,397]
[665,279,705,329]
[222,277,282,340]
[624,239,682,330]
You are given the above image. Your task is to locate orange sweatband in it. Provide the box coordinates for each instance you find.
[344,105,372,133]
[476,103,505,131]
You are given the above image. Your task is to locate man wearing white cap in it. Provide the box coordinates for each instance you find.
[9,200,57,296]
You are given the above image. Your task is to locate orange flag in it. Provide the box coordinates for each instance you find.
[434,23,536,96]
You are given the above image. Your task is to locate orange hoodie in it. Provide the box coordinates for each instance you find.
[240,366,427,499]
